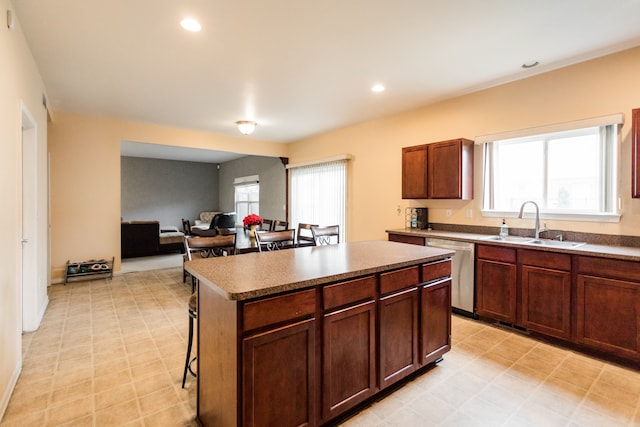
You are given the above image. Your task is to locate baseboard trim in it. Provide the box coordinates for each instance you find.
[0,359,22,422]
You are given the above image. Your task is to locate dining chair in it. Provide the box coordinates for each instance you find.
[272,219,288,231]
[255,229,296,252]
[183,234,237,284]
[181,218,192,235]
[296,223,318,247]
[261,219,274,231]
[182,291,197,388]
[311,225,340,245]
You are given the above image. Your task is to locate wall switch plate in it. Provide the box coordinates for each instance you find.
[446,209,452,217]
[466,209,472,218]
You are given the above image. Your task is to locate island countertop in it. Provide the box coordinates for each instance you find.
[185,240,454,301]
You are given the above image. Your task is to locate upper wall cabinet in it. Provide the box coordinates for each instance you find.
[402,144,429,199]
[632,108,640,198]
[402,138,474,200]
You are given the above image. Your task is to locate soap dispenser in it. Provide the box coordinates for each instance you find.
[499,219,509,238]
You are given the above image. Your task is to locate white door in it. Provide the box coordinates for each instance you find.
[21,106,39,332]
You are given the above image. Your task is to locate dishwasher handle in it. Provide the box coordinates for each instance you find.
[425,240,474,252]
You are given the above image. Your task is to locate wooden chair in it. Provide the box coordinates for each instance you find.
[255,229,296,252]
[261,219,274,231]
[296,223,318,247]
[272,219,288,231]
[311,225,340,245]
[183,234,236,283]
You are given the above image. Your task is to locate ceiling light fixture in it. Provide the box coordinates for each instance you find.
[236,120,257,135]
[180,18,201,32]
[522,61,539,69]
[371,84,385,92]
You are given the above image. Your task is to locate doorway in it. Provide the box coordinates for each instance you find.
[21,104,42,332]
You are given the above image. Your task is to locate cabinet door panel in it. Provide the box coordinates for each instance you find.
[322,301,376,421]
[242,319,316,427]
[633,108,640,198]
[428,140,461,199]
[576,274,640,359]
[427,139,473,200]
[379,287,419,388]
[521,265,571,339]
[476,259,517,323]
[421,278,452,365]
[402,145,428,199]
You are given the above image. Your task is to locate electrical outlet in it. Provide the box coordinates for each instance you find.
[446,209,452,217]
[466,209,472,218]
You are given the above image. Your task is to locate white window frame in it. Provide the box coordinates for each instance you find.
[288,155,349,242]
[478,114,623,223]
[234,175,260,225]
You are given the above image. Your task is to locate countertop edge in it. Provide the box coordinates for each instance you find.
[186,241,455,301]
[386,228,640,262]
[228,252,453,301]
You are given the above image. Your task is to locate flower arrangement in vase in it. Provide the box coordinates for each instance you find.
[243,214,263,237]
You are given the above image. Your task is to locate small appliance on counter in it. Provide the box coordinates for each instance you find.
[405,207,428,229]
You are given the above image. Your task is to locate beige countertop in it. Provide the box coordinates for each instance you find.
[386,228,640,262]
[185,240,454,301]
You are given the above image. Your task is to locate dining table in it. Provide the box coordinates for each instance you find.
[191,226,259,253]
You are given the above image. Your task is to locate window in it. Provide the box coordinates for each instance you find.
[234,175,259,224]
[289,158,348,242]
[481,117,621,221]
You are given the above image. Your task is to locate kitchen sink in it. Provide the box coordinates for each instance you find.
[526,239,586,248]
[483,235,535,243]
[483,235,586,248]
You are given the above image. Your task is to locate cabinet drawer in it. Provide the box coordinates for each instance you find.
[243,289,316,332]
[421,259,451,284]
[388,233,426,246]
[477,244,516,263]
[519,249,571,271]
[324,276,376,310]
[379,266,419,295]
[576,256,640,282]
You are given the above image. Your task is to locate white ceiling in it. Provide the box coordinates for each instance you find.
[13,0,640,149]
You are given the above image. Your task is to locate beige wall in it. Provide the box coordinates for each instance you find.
[288,46,640,242]
[48,47,640,286]
[48,113,288,281]
[0,0,49,417]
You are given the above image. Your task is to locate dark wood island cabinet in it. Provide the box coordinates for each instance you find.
[186,241,454,427]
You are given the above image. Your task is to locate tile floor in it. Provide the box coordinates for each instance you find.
[1,266,639,426]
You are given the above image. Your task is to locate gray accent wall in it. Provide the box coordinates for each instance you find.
[218,156,287,222]
[121,156,218,228]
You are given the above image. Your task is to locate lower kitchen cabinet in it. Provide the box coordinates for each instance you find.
[379,287,420,388]
[575,255,640,360]
[196,250,453,427]
[476,245,517,323]
[520,249,571,340]
[421,278,452,364]
[242,319,316,427]
[322,300,377,421]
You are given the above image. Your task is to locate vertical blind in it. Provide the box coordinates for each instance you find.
[289,159,346,242]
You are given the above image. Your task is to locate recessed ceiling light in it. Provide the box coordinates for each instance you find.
[371,84,385,92]
[522,61,539,69]
[180,18,201,32]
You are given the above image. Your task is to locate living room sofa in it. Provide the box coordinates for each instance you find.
[121,221,185,258]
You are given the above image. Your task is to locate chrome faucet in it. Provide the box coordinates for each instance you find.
[518,201,547,240]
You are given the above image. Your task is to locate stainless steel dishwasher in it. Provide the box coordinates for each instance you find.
[425,238,475,317]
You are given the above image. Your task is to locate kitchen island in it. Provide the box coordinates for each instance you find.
[185,240,454,427]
